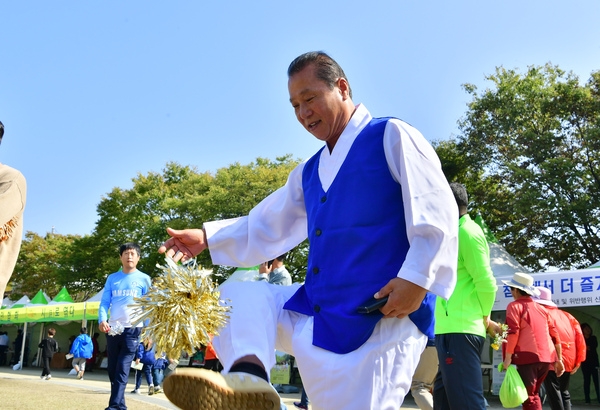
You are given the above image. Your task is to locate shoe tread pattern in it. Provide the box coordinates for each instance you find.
[164,370,279,410]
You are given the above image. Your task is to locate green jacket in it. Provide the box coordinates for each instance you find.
[435,214,497,337]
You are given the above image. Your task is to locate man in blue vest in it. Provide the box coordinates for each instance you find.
[159,51,458,410]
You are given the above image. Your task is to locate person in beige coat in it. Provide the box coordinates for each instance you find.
[0,120,27,301]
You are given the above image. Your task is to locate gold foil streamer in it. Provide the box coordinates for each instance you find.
[130,257,231,361]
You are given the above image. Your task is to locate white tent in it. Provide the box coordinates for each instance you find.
[86,289,104,302]
[1,297,13,309]
[8,295,30,309]
[488,242,530,277]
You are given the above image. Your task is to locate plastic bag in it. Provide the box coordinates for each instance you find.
[498,363,528,408]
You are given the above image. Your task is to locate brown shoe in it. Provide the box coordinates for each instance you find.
[163,368,280,410]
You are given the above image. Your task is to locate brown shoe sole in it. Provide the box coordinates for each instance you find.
[163,368,280,410]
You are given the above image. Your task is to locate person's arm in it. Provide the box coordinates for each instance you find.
[135,344,143,363]
[503,303,521,369]
[554,342,564,376]
[572,315,587,373]
[257,262,271,282]
[460,224,498,330]
[98,278,112,333]
[160,163,309,266]
[547,312,564,376]
[0,168,26,228]
[375,119,458,318]
[70,338,77,355]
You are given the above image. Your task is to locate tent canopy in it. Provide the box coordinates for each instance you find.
[492,267,600,311]
[27,290,50,306]
[48,287,74,304]
[9,295,30,309]
[473,215,529,278]
[2,297,15,309]
[0,288,99,324]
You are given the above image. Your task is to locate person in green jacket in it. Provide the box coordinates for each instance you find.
[433,182,499,410]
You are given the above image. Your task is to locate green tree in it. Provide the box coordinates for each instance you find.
[10,232,78,299]
[55,234,111,300]
[456,64,600,270]
[88,157,307,284]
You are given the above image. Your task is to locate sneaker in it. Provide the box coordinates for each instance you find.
[163,368,280,410]
[40,375,45,380]
[293,402,308,410]
[154,386,161,394]
[77,371,83,379]
[131,389,140,394]
[45,375,52,380]
[149,385,155,395]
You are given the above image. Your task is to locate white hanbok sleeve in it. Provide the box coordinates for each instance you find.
[205,162,308,267]
[383,119,458,299]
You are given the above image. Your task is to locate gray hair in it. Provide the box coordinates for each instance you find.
[287,51,352,99]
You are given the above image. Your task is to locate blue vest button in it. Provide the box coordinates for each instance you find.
[313,305,321,313]
[320,196,327,203]
[315,229,322,236]
[312,267,319,274]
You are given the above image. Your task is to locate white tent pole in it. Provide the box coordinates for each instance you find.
[18,322,27,370]
[37,323,45,367]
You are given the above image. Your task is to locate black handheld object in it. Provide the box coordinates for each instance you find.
[357,295,389,314]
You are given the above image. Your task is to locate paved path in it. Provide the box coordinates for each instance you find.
[1,366,597,409]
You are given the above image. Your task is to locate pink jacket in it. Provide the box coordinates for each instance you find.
[545,307,586,372]
[505,296,560,365]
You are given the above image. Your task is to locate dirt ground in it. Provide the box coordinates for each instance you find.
[0,378,169,410]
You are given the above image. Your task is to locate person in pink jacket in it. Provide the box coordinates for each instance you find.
[502,273,564,410]
[535,287,586,410]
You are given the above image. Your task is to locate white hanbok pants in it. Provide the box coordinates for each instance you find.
[213,281,426,410]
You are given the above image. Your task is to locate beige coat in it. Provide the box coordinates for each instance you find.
[0,163,26,300]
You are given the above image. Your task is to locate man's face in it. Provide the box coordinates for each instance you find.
[288,64,350,148]
[120,249,140,271]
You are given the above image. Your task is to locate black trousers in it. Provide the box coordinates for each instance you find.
[0,345,7,366]
[433,333,487,410]
[543,370,571,410]
[581,363,600,403]
[41,356,52,377]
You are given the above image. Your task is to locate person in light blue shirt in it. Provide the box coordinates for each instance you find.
[258,253,292,286]
[98,242,151,410]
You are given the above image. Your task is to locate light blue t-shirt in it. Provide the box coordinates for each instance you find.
[98,269,151,327]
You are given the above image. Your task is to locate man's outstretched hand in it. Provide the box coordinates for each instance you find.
[158,227,207,262]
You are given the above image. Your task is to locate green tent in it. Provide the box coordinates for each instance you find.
[28,290,50,305]
[49,287,74,304]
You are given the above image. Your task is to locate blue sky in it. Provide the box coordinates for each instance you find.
[1,1,599,237]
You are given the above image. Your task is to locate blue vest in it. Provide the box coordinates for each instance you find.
[283,117,435,354]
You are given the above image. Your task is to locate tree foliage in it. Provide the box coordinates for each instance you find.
[11,232,79,300]
[10,156,307,298]
[452,64,600,270]
[13,64,599,298]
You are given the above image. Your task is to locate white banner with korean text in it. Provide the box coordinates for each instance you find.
[492,268,600,311]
